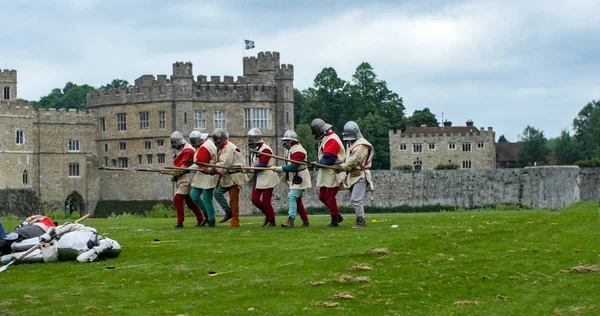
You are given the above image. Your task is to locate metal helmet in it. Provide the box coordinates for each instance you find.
[212,128,229,147]
[342,121,363,141]
[310,118,332,139]
[281,130,298,142]
[247,128,263,145]
[170,131,186,148]
[189,131,208,148]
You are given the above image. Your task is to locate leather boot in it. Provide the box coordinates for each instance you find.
[197,212,208,227]
[219,210,232,223]
[301,218,310,227]
[266,218,276,227]
[326,215,339,227]
[261,215,269,227]
[352,216,366,229]
[281,217,294,228]
[206,220,216,227]
[337,214,344,223]
[174,222,184,229]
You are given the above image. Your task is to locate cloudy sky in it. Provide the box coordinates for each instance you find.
[2,0,599,141]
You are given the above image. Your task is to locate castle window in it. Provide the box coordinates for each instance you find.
[157,153,166,164]
[23,170,28,184]
[144,140,152,150]
[413,144,422,153]
[118,158,128,168]
[138,154,143,164]
[157,139,164,147]
[104,157,108,166]
[462,160,472,169]
[477,142,485,149]
[117,113,127,131]
[139,111,150,130]
[244,108,271,129]
[147,154,153,164]
[159,111,166,129]
[99,117,106,132]
[184,112,187,124]
[448,143,456,150]
[112,159,117,166]
[214,110,227,129]
[428,143,436,150]
[15,129,25,145]
[3,86,9,100]
[194,110,207,129]
[400,144,407,151]
[104,144,108,152]
[462,143,472,152]
[119,141,127,151]
[68,163,80,177]
[414,159,422,171]
[68,139,80,152]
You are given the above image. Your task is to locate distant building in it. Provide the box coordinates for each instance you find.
[0,51,294,214]
[389,120,496,170]
[495,142,520,168]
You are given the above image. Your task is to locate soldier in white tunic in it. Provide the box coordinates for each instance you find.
[335,121,374,228]
[189,131,219,227]
[248,128,280,227]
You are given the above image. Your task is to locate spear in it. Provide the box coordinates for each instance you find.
[249,150,337,170]
[98,166,185,175]
[182,161,275,171]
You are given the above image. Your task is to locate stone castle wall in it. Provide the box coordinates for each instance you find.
[0,102,35,190]
[580,168,600,202]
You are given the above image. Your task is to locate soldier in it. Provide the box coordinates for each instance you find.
[310,118,346,227]
[189,131,219,228]
[335,121,374,228]
[210,128,245,228]
[247,128,280,227]
[273,130,311,228]
[1,221,121,264]
[170,131,205,228]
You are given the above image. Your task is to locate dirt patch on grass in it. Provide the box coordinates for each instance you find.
[452,300,479,306]
[366,248,389,255]
[310,281,326,286]
[332,292,355,299]
[339,275,370,283]
[560,265,599,273]
[349,264,372,271]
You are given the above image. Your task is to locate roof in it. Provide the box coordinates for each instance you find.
[403,125,479,135]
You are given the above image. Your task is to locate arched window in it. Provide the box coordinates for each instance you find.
[22,170,28,184]
[3,86,9,100]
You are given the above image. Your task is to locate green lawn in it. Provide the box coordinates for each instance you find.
[1,202,599,315]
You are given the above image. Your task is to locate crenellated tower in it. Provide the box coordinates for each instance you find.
[0,69,18,100]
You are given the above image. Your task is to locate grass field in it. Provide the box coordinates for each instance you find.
[1,202,599,315]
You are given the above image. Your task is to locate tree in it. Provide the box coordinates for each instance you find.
[553,129,583,165]
[498,135,508,142]
[293,89,306,128]
[298,67,348,131]
[573,100,600,159]
[517,125,549,166]
[33,82,95,109]
[408,108,439,127]
[356,113,390,169]
[100,79,129,90]
[295,124,317,161]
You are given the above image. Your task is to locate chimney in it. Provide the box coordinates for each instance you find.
[466,120,474,127]
[443,121,452,127]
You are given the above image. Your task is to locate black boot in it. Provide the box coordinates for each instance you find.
[261,215,269,227]
[337,214,344,223]
[301,218,310,227]
[174,222,184,228]
[197,212,209,227]
[326,215,339,227]
[219,211,232,223]
[352,216,366,229]
[206,220,216,227]
[266,218,276,227]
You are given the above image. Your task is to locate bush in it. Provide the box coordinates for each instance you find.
[145,203,175,218]
[393,165,413,171]
[434,163,460,170]
[575,157,600,167]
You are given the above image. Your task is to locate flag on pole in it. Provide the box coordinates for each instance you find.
[245,39,255,50]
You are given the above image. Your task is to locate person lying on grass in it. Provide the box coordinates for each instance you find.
[1,220,121,264]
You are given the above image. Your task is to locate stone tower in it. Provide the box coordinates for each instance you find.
[0,69,17,100]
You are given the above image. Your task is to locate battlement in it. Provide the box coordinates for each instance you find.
[34,107,97,124]
[172,62,193,78]
[0,69,17,82]
[243,51,282,77]
[275,64,294,80]
[0,100,34,116]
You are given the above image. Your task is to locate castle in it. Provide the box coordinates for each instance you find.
[0,52,294,215]
[389,120,496,170]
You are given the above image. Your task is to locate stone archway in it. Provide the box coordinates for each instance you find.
[65,191,86,218]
